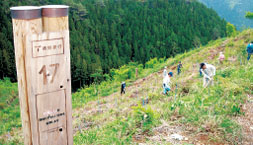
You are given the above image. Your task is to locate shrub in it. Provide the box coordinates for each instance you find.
[132,104,158,134]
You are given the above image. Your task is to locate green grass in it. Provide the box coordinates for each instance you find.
[74,104,158,145]
[0,78,23,145]
[0,29,253,144]
[0,78,20,135]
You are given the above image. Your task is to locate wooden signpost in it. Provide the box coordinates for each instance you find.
[11,5,73,145]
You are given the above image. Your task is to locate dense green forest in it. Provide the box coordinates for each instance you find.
[0,0,227,89]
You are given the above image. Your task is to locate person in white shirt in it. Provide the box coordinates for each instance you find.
[200,63,216,88]
[163,72,173,95]
[163,66,168,78]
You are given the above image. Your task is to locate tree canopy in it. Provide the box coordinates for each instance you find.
[0,0,227,89]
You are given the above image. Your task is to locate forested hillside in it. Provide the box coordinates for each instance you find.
[198,0,253,30]
[0,0,227,89]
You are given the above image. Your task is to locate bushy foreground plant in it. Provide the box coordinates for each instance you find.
[132,104,159,134]
[74,105,158,144]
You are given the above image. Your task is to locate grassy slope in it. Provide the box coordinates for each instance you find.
[73,30,253,144]
[0,30,252,144]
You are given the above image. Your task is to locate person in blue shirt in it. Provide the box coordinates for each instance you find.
[177,61,183,75]
[246,41,253,61]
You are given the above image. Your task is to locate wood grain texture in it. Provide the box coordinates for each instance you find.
[12,18,43,145]
[43,15,72,145]
[25,31,72,145]
[42,17,69,32]
[42,15,73,145]
[63,30,73,145]
[13,12,72,145]
[36,90,67,145]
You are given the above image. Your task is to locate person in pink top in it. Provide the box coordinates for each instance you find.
[218,52,225,64]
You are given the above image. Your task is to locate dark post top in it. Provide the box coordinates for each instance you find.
[10,6,41,20]
[41,5,69,17]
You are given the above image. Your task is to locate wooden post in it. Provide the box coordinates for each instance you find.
[11,5,73,145]
[10,6,42,145]
[41,5,73,145]
[41,5,69,32]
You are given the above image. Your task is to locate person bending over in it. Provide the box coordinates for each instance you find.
[200,63,216,88]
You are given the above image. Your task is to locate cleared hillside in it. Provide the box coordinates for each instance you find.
[0,30,252,144]
[72,30,253,144]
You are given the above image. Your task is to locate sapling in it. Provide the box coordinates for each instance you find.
[240,54,242,65]
[173,78,177,101]
[146,82,148,106]
[78,125,82,133]
[114,81,118,107]
[208,87,210,96]
[97,90,102,113]
[142,98,145,106]
[175,83,178,101]
[115,96,117,107]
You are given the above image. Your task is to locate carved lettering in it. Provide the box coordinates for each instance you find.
[39,63,59,85]
[39,65,47,85]
[32,38,64,57]
[39,111,65,127]
[35,45,41,52]
[49,63,59,83]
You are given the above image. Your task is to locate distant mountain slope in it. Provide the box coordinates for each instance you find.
[198,0,253,30]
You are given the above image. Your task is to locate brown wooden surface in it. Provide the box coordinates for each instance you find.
[42,17,69,32]
[12,7,72,145]
[37,90,67,145]
[12,18,43,145]
[25,31,73,145]
[41,14,73,145]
